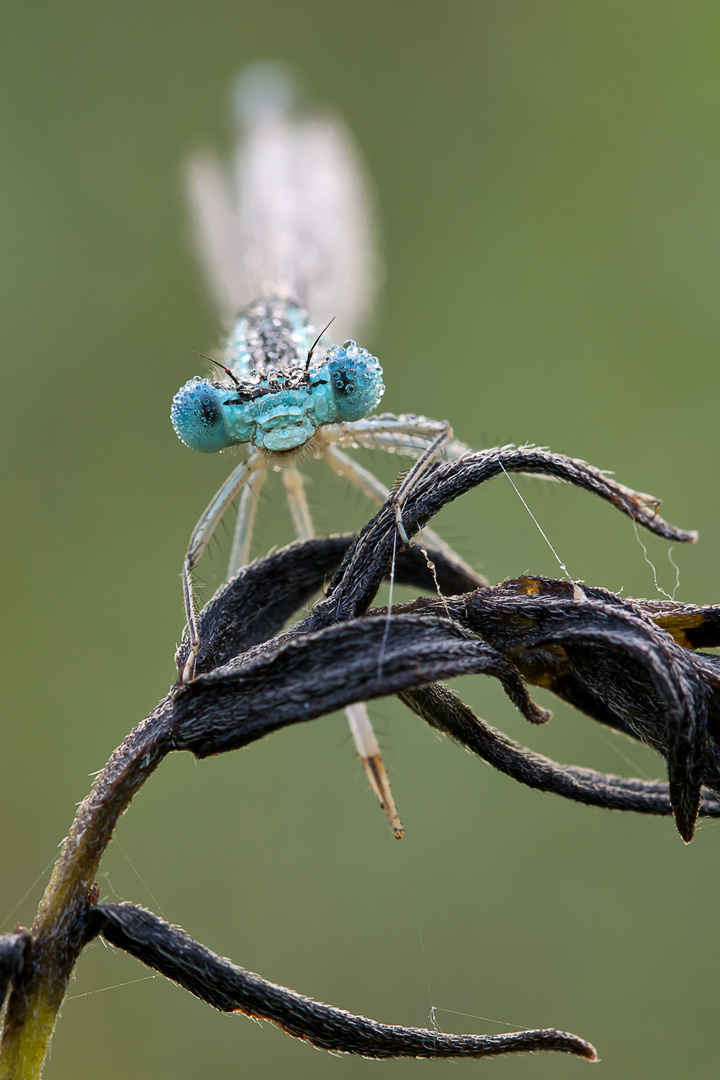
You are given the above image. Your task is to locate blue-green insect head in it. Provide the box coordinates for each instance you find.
[171,341,384,455]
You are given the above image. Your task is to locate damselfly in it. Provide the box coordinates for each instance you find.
[172,64,471,836]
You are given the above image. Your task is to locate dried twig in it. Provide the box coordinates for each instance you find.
[2,447,712,1077]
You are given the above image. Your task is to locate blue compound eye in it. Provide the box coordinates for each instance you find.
[326,341,385,422]
[171,378,231,453]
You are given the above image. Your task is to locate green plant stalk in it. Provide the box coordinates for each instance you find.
[0,702,173,1080]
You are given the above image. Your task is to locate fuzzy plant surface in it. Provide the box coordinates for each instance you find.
[4,445,720,1078]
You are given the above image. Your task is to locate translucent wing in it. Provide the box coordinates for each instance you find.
[186,63,380,337]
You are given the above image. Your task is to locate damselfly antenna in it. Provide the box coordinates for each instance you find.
[194,351,242,388]
[306,317,335,369]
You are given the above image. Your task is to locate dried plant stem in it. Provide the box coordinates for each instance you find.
[0,446,705,1076]
[0,704,174,1080]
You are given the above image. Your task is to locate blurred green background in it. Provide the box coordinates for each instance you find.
[2,2,720,1077]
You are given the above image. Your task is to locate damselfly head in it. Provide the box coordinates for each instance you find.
[171,336,384,455]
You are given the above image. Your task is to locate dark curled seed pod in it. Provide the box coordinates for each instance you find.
[0,931,30,1012]
[94,903,597,1062]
